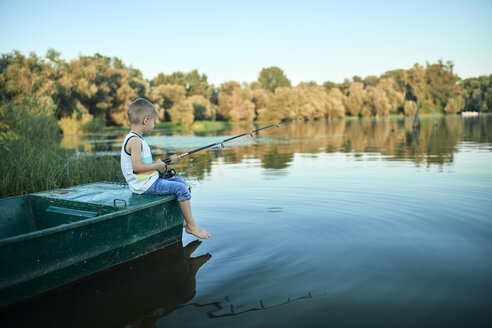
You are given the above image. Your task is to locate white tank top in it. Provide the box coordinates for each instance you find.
[120,132,158,194]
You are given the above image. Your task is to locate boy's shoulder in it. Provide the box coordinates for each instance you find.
[124,133,143,153]
[126,131,143,138]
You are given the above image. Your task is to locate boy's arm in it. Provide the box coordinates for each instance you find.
[126,137,166,173]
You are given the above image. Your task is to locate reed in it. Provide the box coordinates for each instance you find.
[1,140,123,198]
[0,99,123,198]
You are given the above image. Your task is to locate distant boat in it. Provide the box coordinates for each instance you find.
[461,111,479,117]
[0,182,183,308]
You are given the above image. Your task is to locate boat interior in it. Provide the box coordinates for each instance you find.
[0,195,119,240]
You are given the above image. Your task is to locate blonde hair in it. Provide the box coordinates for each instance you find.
[127,98,158,124]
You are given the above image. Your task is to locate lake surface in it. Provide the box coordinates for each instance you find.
[3,115,492,327]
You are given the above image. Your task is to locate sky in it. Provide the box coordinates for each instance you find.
[1,0,491,86]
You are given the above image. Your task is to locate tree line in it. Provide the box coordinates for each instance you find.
[1,49,491,133]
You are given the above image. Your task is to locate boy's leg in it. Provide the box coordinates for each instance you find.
[145,178,210,239]
[179,200,210,239]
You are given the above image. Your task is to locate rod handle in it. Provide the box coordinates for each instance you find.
[162,151,188,164]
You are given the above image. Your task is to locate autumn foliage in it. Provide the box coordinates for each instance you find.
[1,50,490,135]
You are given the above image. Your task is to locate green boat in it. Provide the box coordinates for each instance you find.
[0,181,184,308]
[0,240,211,327]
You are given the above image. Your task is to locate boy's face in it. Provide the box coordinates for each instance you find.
[143,116,155,134]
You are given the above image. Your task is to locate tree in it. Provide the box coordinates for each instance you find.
[153,70,210,98]
[323,81,336,91]
[294,83,332,120]
[343,82,366,117]
[184,95,212,121]
[153,71,186,86]
[377,78,404,113]
[407,63,427,105]
[168,102,194,125]
[217,82,255,121]
[444,96,465,114]
[185,69,210,98]
[381,69,408,95]
[244,82,268,118]
[0,50,57,108]
[352,75,363,83]
[289,84,319,119]
[1,49,489,127]
[364,75,379,87]
[366,85,391,117]
[54,53,150,125]
[257,87,294,121]
[404,100,417,116]
[258,66,291,93]
[326,88,346,119]
[150,84,192,125]
[150,84,186,122]
[425,60,460,111]
[462,75,492,112]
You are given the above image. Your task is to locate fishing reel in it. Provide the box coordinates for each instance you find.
[160,168,176,179]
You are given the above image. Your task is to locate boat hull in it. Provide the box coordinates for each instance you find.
[0,182,184,307]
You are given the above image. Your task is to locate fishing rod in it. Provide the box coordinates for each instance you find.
[159,116,303,178]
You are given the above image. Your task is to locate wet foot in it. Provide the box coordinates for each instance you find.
[185,225,211,239]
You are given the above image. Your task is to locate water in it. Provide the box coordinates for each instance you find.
[3,115,492,327]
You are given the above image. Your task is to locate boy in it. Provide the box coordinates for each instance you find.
[121,98,210,239]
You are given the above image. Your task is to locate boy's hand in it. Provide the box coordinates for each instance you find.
[154,159,166,171]
[169,154,180,164]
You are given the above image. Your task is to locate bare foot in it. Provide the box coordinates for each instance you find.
[185,225,211,239]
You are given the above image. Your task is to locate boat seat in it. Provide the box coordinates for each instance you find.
[37,206,99,229]
[45,206,98,218]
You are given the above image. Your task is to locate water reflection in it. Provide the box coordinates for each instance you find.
[174,115,491,178]
[0,240,211,328]
[65,115,491,177]
[179,291,326,319]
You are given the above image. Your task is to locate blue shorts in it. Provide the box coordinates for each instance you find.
[144,176,191,202]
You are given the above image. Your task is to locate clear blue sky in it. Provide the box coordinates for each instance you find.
[1,0,491,85]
